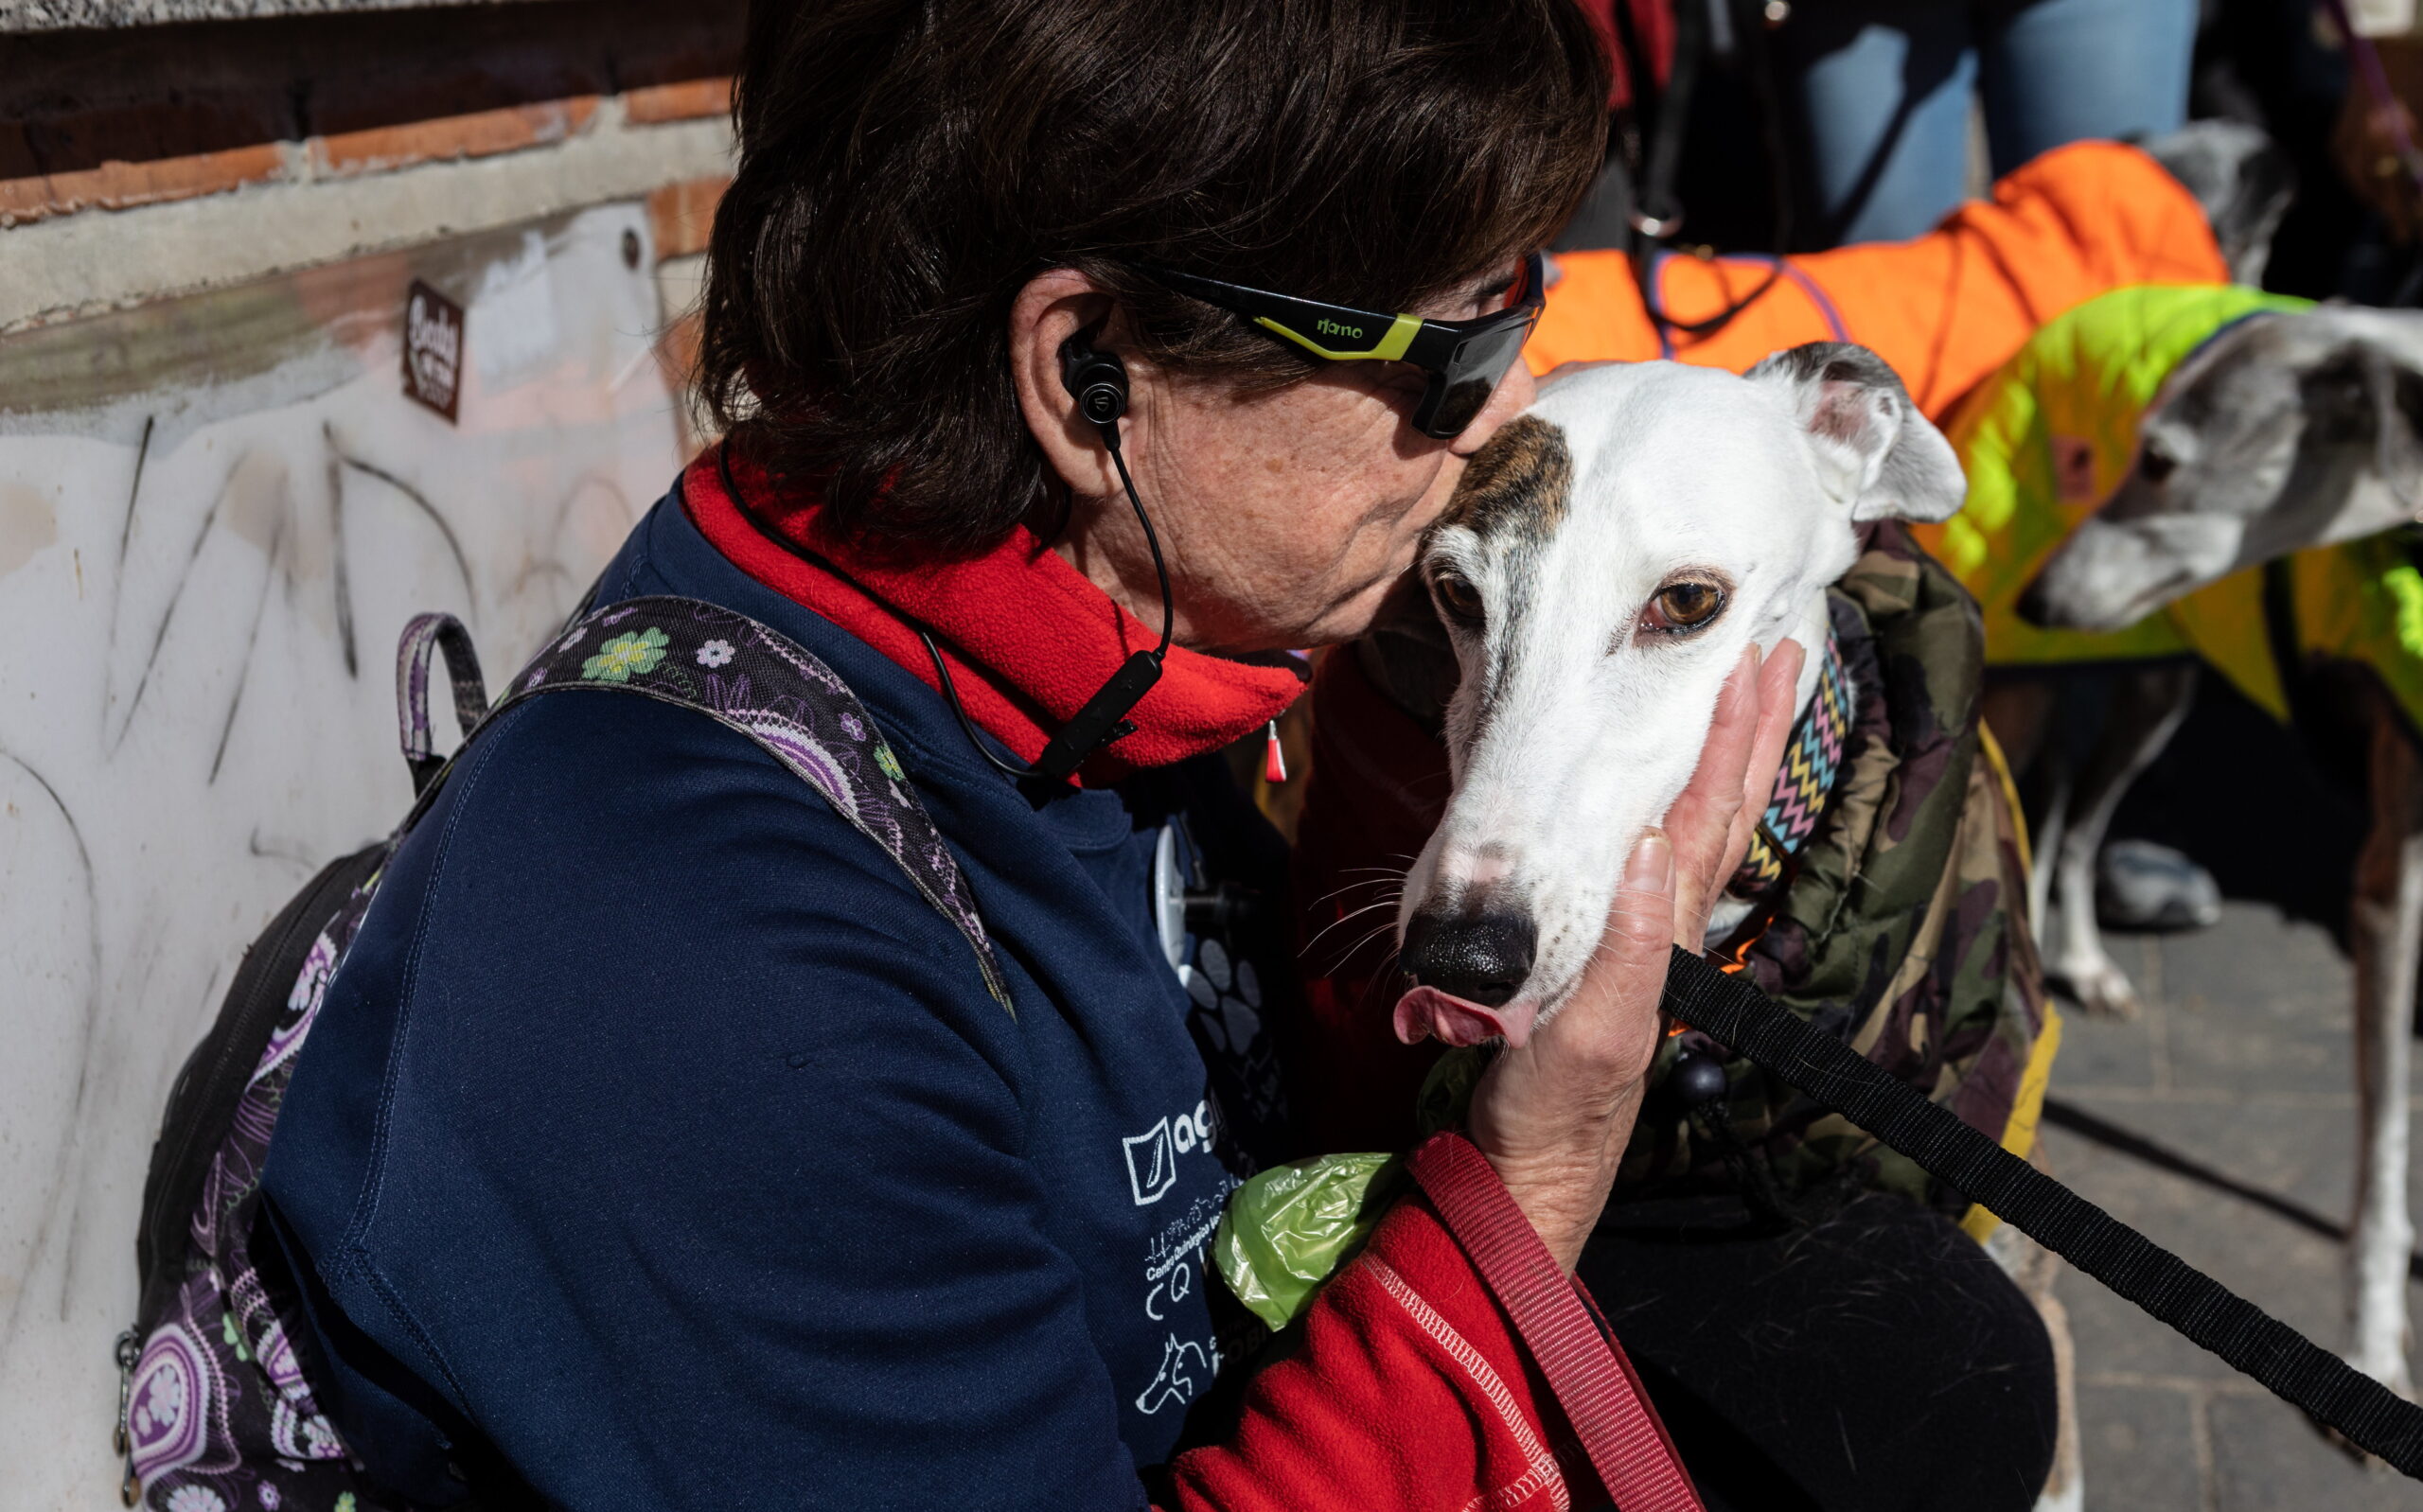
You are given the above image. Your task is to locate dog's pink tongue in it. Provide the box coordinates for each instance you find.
[1393,985,1539,1048]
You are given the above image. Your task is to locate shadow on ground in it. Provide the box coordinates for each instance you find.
[2024,675,2423,1508]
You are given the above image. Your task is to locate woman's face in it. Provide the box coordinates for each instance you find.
[1011,268,1538,655]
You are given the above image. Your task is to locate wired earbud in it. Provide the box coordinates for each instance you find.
[1052,326,1173,656]
[919,321,1175,783]
[1060,336,1131,429]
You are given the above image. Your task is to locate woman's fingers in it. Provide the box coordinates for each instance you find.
[1468,826,1677,1270]
[1665,647,1761,941]
[1664,640,1806,943]
[1600,825,1677,1011]
[1750,640,1807,792]
[1719,640,1807,885]
[1565,827,1676,1033]
[1496,829,1678,1098]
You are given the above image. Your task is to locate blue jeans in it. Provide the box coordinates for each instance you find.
[1780,0,2199,246]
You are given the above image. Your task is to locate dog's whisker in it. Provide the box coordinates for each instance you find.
[1303,920,1405,974]
[1318,895,1403,925]
[1300,898,1405,956]
[1304,875,1406,911]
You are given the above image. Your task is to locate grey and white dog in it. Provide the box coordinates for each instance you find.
[2004,300,2423,1400]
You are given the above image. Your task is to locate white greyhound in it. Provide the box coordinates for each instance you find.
[2009,303,2423,1400]
[1373,351,2099,1505]
[1388,349,1963,1045]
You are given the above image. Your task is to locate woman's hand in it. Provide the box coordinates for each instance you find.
[1464,640,1804,1272]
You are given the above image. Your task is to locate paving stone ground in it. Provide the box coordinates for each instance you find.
[2042,905,2423,1509]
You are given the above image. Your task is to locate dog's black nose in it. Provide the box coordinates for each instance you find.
[2013,575,2056,629]
[1399,911,1536,1008]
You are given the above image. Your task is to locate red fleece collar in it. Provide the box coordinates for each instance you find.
[681,451,1306,786]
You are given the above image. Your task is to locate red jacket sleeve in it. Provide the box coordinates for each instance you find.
[1164,1194,1590,1511]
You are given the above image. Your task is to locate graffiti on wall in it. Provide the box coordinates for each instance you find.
[0,202,686,1507]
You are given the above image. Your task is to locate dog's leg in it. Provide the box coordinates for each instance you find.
[1988,1217,2082,1512]
[1981,677,2061,929]
[2029,1287,2084,1512]
[2043,665,2198,1019]
[1980,677,2060,776]
[2030,759,2071,947]
[2347,704,2420,1398]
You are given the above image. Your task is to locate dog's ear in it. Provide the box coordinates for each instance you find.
[1748,343,1967,523]
[2140,121,2294,286]
[2291,337,2423,501]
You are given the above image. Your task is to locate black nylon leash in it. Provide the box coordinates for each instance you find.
[1660,944,2423,1477]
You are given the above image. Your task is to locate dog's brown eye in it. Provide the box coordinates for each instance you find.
[1642,581,1725,635]
[1432,572,1485,626]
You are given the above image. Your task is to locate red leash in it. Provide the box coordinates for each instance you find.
[1407,1134,1705,1512]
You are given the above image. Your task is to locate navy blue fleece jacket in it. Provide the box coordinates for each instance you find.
[261,485,1300,1508]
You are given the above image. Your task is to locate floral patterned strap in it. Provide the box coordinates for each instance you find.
[395,613,489,796]
[483,596,1015,1015]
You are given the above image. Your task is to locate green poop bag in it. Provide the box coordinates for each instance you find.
[1213,1152,1409,1330]
[1214,1046,1490,1330]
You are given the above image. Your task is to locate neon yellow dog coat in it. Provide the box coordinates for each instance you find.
[1915,284,2423,730]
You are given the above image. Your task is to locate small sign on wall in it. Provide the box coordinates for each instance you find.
[403,279,465,422]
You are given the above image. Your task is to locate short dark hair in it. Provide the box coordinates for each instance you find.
[699,0,1610,556]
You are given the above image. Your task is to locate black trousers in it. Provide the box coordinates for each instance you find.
[1576,1191,2059,1512]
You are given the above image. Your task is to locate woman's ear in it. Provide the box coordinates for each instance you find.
[1748,343,1968,523]
[1008,270,1124,499]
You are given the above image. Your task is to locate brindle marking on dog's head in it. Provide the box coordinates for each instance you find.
[1440,415,1572,541]
[1411,415,1577,741]
[1357,416,1573,731]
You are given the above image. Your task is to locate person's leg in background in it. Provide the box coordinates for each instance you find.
[1774,0,1979,246]
[1979,0,2200,175]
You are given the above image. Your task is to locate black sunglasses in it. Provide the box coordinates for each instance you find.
[1133,251,1547,440]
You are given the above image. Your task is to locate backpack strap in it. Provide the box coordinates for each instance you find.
[469,595,1015,1015]
[397,612,489,796]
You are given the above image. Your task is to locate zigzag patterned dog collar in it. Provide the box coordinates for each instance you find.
[1728,632,1848,897]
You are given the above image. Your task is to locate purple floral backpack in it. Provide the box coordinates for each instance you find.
[118,597,1009,1510]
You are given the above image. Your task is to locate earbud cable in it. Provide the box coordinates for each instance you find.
[921,416,1175,777]
[1099,420,1176,658]
[923,630,1043,780]
[711,432,1172,783]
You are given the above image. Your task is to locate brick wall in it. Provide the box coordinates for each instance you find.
[0,0,739,356]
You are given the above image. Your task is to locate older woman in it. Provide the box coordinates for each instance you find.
[259,3,1794,1507]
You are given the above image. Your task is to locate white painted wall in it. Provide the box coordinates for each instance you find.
[0,200,684,1509]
